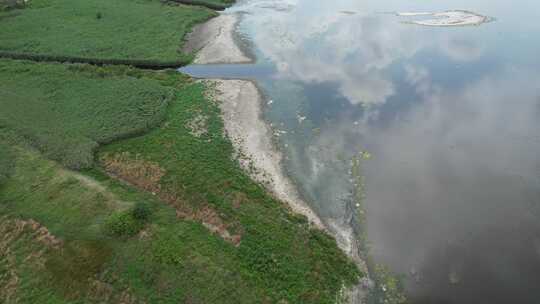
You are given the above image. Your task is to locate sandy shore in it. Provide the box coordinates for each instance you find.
[208,80,369,303]
[184,14,252,64]
[189,10,369,302]
[207,79,324,229]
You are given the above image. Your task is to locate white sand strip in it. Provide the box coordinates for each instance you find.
[208,79,324,229]
[397,10,491,27]
[185,14,252,64]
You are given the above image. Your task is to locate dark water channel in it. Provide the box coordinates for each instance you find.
[181,0,540,303]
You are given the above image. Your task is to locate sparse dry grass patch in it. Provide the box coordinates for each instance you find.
[101,152,166,193]
[0,217,62,302]
[101,151,242,245]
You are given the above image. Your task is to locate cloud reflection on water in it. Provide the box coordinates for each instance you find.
[233,0,540,302]
[362,67,540,302]
[241,0,424,105]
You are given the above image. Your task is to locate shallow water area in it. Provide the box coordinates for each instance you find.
[182,0,540,303]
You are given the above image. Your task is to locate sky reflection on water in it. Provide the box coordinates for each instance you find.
[182,0,540,302]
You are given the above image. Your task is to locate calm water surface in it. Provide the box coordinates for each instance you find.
[182,0,540,303]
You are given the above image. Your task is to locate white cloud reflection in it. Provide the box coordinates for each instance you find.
[441,36,486,62]
[233,1,540,300]
[318,66,540,299]
[239,0,425,105]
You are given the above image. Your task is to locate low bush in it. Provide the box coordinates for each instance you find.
[104,211,144,237]
[105,202,152,237]
[132,201,152,221]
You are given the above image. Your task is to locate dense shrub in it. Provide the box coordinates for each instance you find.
[132,201,152,221]
[104,211,144,237]
[105,202,152,237]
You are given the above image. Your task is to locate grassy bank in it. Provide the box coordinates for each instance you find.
[0,0,216,63]
[98,71,361,303]
[0,60,361,303]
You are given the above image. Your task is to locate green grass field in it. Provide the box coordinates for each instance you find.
[0,0,216,62]
[0,61,361,303]
[0,59,174,169]
[0,141,14,184]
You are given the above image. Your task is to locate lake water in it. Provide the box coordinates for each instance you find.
[181,0,540,303]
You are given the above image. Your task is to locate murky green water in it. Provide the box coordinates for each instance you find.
[182,0,540,302]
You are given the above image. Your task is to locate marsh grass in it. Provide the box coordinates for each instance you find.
[0,59,173,169]
[0,0,216,62]
[0,141,14,184]
[0,61,361,303]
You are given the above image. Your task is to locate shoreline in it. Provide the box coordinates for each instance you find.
[207,79,325,229]
[185,12,325,228]
[184,13,254,64]
[189,10,369,302]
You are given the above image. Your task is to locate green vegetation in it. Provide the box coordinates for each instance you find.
[0,59,172,169]
[0,0,216,62]
[0,0,28,11]
[0,141,14,184]
[98,69,361,303]
[0,60,360,303]
[172,0,236,10]
[350,152,407,304]
[1,0,362,301]
[366,264,407,304]
[104,202,152,237]
[0,50,194,68]
[104,210,146,237]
